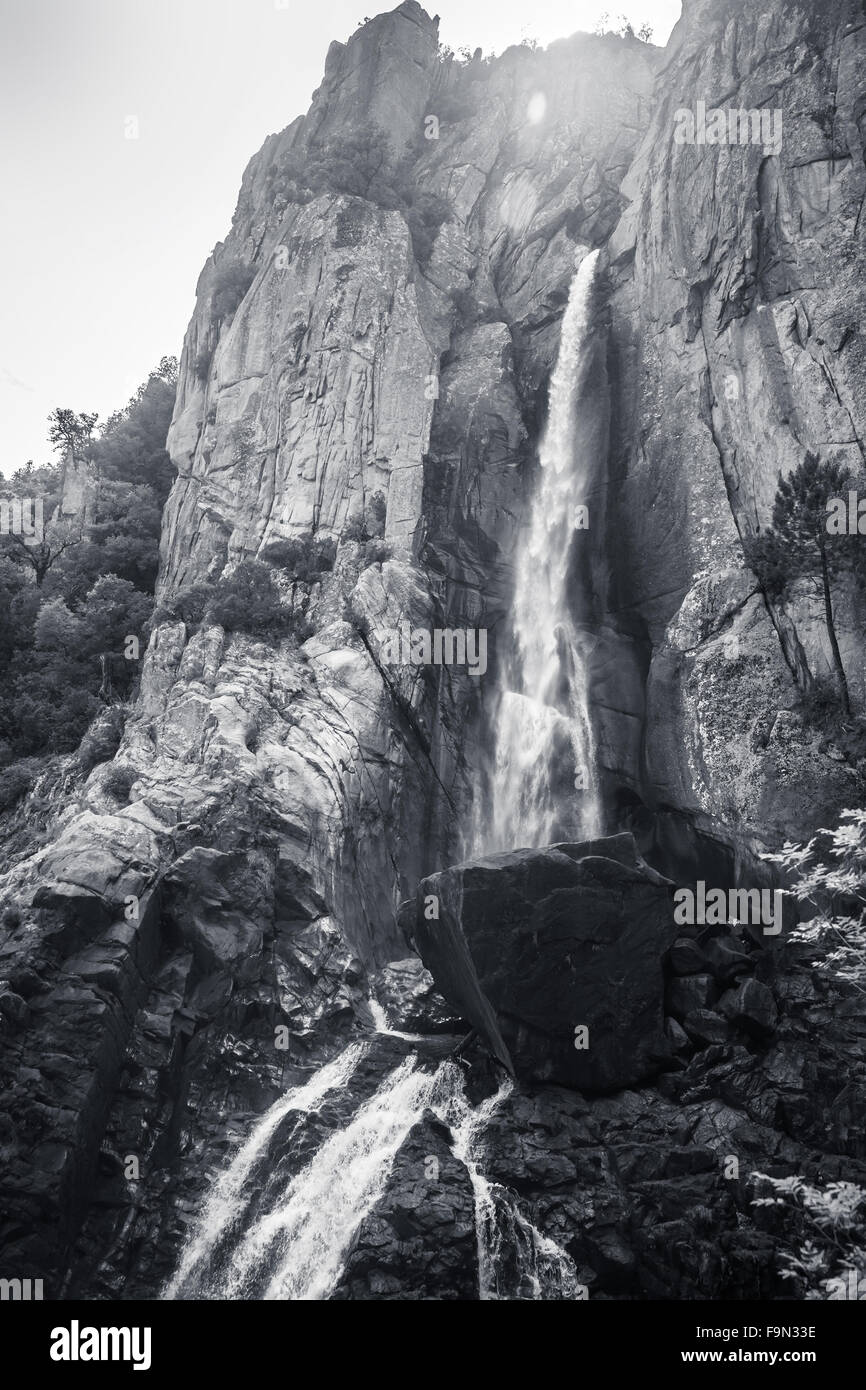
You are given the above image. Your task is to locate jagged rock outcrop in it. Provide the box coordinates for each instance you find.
[371,956,462,1033]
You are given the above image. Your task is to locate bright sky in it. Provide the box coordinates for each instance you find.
[0,0,681,475]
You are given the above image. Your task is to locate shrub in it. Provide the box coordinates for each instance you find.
[763,808,866,991]
[751,1172,866,1299]
[363,539,392,566]
[0,757,42,812]
[101,761,137,803]
[150,583,216,631]
[797,675,843,725]
[211,259,256,322]
[268,147,316,207]
[303,123,415,210]
[260,534,336,580]
[433,89,476,124]
[368,491,387,537]
[342,514,368,543]
[230,419,256,465]
[449,286,476,321]
[77,705,127,774]
[313,536,337,572]
[207,560,289,636]
[194,346,213,381]
[342,491,388,545]
[343,602,371,640]
[407,192,451,267]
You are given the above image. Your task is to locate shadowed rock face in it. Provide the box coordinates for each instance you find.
[411,834,678,1091]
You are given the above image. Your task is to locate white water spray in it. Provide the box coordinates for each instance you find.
[167,1049,580,1301]
[480,249,603,853]
[210,1056,441,1300]
[163,1043,366,1299]
[368,997,427,1042]
[436,1068,579,1300]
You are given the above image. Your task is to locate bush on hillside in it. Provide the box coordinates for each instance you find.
[206,560,290,637]
[211,259,256,322]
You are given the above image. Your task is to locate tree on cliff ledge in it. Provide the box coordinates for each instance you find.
[745,451,864,718]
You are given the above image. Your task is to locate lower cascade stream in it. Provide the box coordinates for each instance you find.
[164,1036,579,1301]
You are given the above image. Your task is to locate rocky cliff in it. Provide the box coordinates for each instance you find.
[601,0,866,869]
[1,0,865,1301]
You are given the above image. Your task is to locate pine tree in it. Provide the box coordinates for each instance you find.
[746,451,863,717]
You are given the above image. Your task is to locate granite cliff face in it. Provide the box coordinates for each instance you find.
[156,0,866,889]
[1,0,865,1300]
[155,0,662,932]
[600,0,866,866]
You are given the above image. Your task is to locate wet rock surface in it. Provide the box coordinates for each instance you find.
[1,812,865,1300]
[372,956,464,1035]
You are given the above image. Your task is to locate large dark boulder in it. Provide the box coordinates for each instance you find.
[410,833,678,1092]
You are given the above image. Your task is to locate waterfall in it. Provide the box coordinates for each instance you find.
[368,996,426,1041]
[192,1056,441,1300]
[163,1042,366,1299]
[472,1188,581,1300]
[479,248,603,853]
[439,1070,579,1300]
[162,261,607,1303]
[166,1050,580,1301]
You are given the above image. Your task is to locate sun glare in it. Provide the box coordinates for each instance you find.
[527,91,547,125]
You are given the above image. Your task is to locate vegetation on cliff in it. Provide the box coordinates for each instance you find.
[746,453,866,718]
[0,358,176,801]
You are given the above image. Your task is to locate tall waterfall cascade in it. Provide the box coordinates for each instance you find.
[160,259,609,1307]
[163,255,607,1304]
[478,248,603,853]
[443,1077,579,1300]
